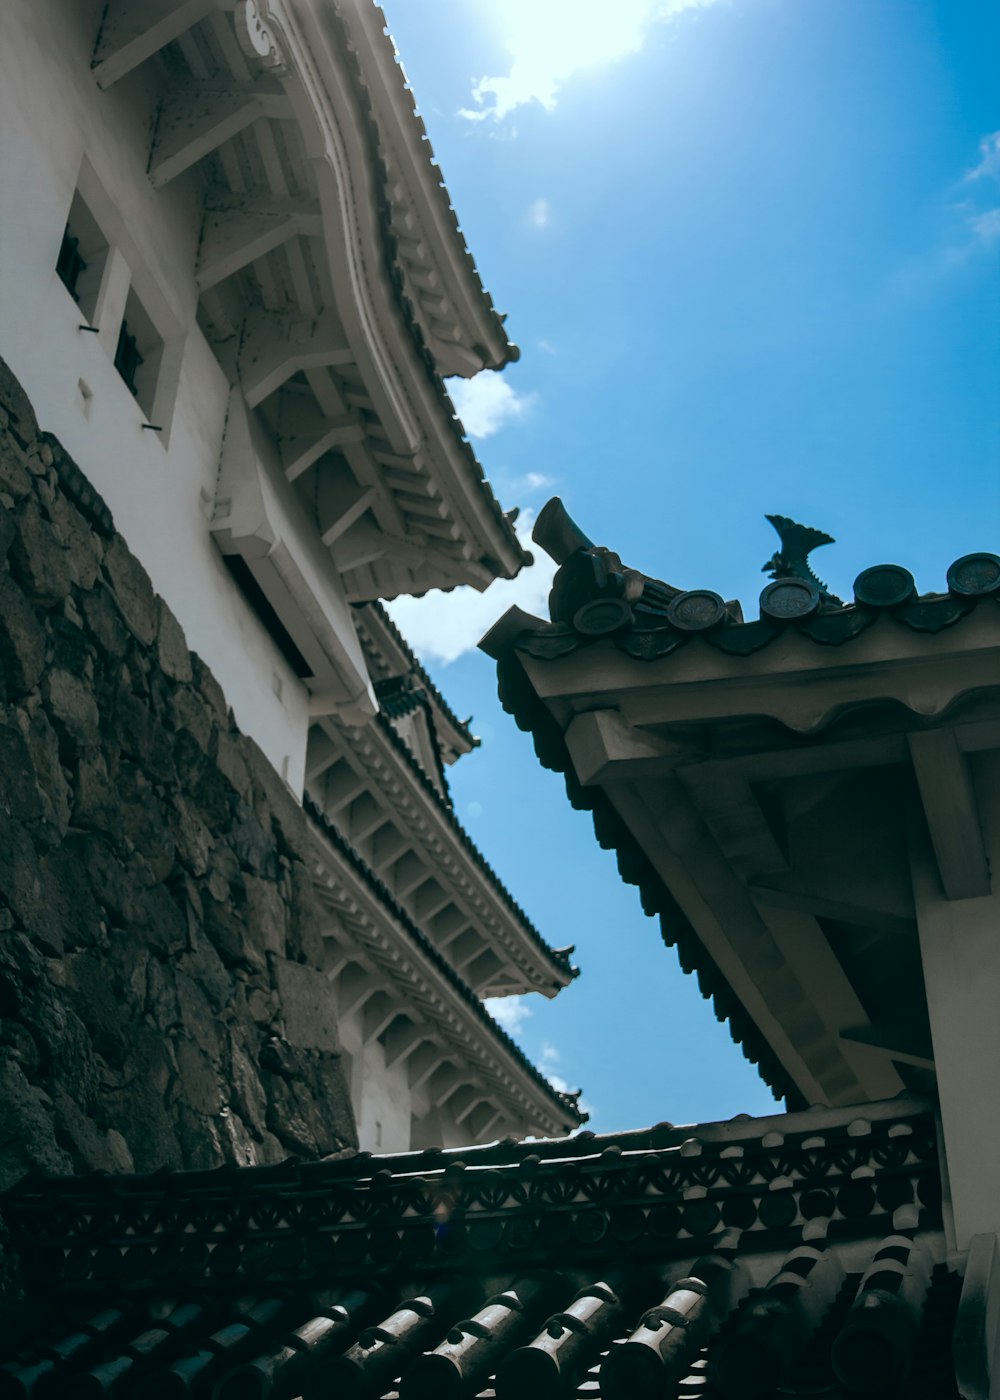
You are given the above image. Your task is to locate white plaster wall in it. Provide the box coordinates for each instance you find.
[338,1010,413,1153]
[0,0,311,789]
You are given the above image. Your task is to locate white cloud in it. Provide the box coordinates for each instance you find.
[448,370,536,440]
[385,508,556,664]
[540,1042,594,1118]
[509,470,553,494]
[460,0,722,122]
[969,208,1000,245]
[527,197,551,228]
[966,131,1000,183]
[537,338,557,356]
[484,994,533,1035]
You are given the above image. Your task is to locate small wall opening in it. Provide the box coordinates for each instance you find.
[57,189,108,325]
[117,285,164,420]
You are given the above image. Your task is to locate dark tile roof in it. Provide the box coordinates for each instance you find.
[479,518,1000,1100]
[0,1099,965,1399]
[303,798,585,1128]
[512,549,1000,665]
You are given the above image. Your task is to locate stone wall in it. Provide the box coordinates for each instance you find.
[0,357,356,1190]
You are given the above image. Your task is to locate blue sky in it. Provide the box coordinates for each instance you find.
[385,0,1000,1133]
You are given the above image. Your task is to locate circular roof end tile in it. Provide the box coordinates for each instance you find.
[573,597,633,637]
[666,589,728,632]
[853,564,916,609]
[759,577,820,621]
[946,551,1000,597]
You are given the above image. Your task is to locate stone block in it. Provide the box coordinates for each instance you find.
[80,584,130,660]
[8,498,72,603]
[191,654,227,724]
[103,534,157,645]
[240,874,287,957]
[0,723,44,824]
[48,490,103,589]
[0,357,39,448]
[0,574,44,698]
[72,752,124,842]
[0,504,15,561]
[229,1039,268,1137]
[203,896,266,972]
[274,958,339,1053]
[287,859,325,967]
[0,1062,73,1190]
[42,668,100,752]
[212,729,252,804]
[0,809,63,956]
[0,434,31,500]
[169,684,213,754]
[243,735,307,853]
[175,1039,224,1116]
[155,597,193,682]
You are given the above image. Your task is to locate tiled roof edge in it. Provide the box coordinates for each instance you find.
[362,3,519,367]
[304,796,587,1127]
[329,4,530,577]
[373,710,580,982]
[515,551,1000,666]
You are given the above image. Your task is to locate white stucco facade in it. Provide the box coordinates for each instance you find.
[0,0,316,786]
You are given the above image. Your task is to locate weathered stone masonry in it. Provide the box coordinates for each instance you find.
[0,356,356,1191]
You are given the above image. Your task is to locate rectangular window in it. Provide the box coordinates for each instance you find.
[117,286,163,420]
[56,232,87,302]
[113,319,143,395]
[55,189,108,325]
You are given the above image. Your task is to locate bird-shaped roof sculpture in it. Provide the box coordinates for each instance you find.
[762,514,842,605]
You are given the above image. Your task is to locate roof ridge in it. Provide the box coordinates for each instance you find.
[304,796,586,1127]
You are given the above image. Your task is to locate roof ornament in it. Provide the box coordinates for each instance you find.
[533,497,663,635]
[762,515,843,607]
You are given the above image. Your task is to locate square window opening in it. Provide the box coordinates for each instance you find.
[116,285,164,420]
[57,190,108,324]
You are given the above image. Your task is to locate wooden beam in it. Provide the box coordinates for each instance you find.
[346,792,387,844]
[839,1025,935,1072]
[409,1046,449,1093]
[92,0,217,89]
[150,86,291,188]
[305,727,339,782]
[239,311,353,408]
[196,201,321,291]
[679,765,789,879]
[383,1019,429,1071]
[750,879,916,936]
[369,825,409,872]
[564,709,688,788]
[472,1106,505,1143]
[391,852,429,901]
[319,483,378,547]
[335,965,380,1021]
[363,996,407,1046]
[909,730,991,900]
[283,418,367,483]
